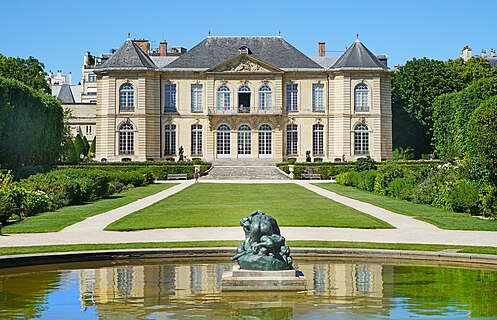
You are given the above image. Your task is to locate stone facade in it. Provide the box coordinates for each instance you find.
[94,36,392,162]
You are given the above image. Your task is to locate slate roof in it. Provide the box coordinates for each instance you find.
[311,56,338,69]
[95,39,157,72]
[164,36,323,71]
[57,84,75,103]
[331,39,389,71]
[150,56,179,68]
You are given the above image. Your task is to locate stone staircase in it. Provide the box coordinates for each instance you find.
[202,159,289,180]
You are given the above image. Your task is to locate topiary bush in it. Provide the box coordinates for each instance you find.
[358,170,378,192]
[388,178,416,201]
[355,156,377,172]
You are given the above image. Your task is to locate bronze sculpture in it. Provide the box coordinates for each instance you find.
[232,210,294,270]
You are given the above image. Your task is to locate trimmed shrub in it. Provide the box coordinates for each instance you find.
[358,170,377,192]
[0,196,17,223]
[388,178,416,201]
[355,156,377,172]
[108,171,146,188]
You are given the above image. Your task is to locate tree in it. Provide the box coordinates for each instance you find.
[88,137,96,158]
[0,77,64,169]
[466,96,497,186]
[447,57,497,86]
[62,138,78,163]
[82,135,90,157]
[433,77,497,161]
[73,134,85,161]
[392,58,464,156]
[0,54,51,94]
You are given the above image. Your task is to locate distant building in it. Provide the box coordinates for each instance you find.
[92,35,392,162]
[460,45,497,66]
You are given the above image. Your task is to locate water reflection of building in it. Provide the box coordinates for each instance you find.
[78,261,392,317]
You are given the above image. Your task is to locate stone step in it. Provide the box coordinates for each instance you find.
[202,165,289,180]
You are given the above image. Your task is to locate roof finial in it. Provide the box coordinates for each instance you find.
[208,30,211,37]
[356,32,359,40]
[278,30,281,37]
[127,32,131,39]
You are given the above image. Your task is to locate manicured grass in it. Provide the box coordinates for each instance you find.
[105,183,393,231]
[2,183,177,234]
[316,183,497,231]
[1,241,496,256]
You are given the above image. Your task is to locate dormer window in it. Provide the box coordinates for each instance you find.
[239,46,252,54]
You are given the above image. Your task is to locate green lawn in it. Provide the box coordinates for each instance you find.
[2,183,177,233]
[316,183,497,231]
[0,241,496,256]
[105,183,393,231]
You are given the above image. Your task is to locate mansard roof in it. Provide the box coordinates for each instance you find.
[164,36,323,71]
[95,38,157,72]
[331,39,389,71]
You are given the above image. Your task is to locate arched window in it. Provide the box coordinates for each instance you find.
[217,85,231,114]
[286,124,298,155]
[164,124,176,156]
[258,124,272,156]
[238,124,252,155]
[313,124,324,155]
[354,123,369,155]
[258,85,272,113]
[216,124,231,156]
[119,83,134,112]
[238,85,251,113]
[118,123,134,155]
[354,83,369,112]
[191,124,203,156]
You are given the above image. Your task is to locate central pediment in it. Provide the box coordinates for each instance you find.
[208,54,283,73]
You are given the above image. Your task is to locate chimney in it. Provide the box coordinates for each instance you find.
[57,70,62,78]
[318,42,325,57]
[160,41,168,56]
[461,45,472,62]
[481,49,487,58]
[132,38,150,54]
[84,51,90,65]
[69,72,72,85]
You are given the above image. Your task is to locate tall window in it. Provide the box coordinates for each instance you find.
[312,84,324,112]
[237,124,251,155]
[165,84,176,112]
[191,124,203,156]
[119,83,134,112]
[313,124,324,155]
[217,85,231,113]
[354,83,369,112]
[354,123,370,155]
[164,124,176,156]
[286,84,298,112]
[118,123,134,155]
[258,85,272,113]
[258,124,272,156]
[216,124,231,155]
[286,124,298,155]
[191,84,203,112]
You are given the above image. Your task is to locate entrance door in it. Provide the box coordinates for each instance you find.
[216,124,231,158]
[258,124,272,158]
[237,124,251,158]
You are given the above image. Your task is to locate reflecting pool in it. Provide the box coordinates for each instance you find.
[0,257,496,319]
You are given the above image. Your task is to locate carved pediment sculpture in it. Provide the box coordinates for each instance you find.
[224,57,269,72]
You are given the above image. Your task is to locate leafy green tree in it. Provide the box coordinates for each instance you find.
[466,96,497,186]
[62,138,78,163]
[447,57,497,85]
[0,54,51,94]
[0,77,63,168]
[88,137,96,158]
[392,58,464,156]
[73,134,85,161]
[433,77,497,160]
[82,135,90,156]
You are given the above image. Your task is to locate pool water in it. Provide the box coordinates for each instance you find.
[0,257,496,319]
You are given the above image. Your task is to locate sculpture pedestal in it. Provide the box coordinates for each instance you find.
[221,265,306,291]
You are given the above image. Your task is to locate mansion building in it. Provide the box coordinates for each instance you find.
[94,36,392,162]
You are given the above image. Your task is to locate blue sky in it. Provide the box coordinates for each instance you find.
[0,0,495,84]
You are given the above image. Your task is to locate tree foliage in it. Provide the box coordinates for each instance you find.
[466,96,497,186]
[73,134,85,160]
[392,57,497,157]
[0,77,64,169]
[433,77,497,161]
[88,137,96,158]
[0,54,51,94]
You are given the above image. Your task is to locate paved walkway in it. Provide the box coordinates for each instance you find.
[1,180,497,248]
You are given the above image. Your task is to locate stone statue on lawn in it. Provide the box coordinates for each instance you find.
[232,210,294,270]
